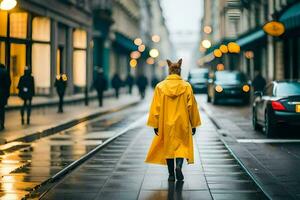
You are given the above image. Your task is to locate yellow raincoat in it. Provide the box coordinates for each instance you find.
[145,74,201,165]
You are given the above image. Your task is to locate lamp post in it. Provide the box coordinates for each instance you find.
[0,0,17,10]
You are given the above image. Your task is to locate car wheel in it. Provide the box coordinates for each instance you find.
[252,108,260,131]
[264,111,276,138]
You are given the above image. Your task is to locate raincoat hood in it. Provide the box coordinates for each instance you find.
[160,74,187,98]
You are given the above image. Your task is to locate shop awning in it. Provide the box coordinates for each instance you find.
[114,32,137,52]
[236,30,266,47]
[279,2,300,30]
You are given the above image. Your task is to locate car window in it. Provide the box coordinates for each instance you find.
[264,84,273,96]
[215,72,247,83]
[275,82,300,96]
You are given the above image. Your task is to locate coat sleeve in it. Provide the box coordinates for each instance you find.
[187,86,201,128]
[147,86,160,128]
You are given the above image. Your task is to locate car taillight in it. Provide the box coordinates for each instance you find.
[271,101,286,111]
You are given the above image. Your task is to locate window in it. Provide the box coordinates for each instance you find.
[9,12,28,39]
[73,29,87,49]
[0,10,8,37]
[73,50,86,87]
[0,42,4,64]
[32,17,50,42]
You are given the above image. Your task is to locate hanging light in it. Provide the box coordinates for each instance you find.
[134,38,143,46]
[201,39,211,49]
[149,48,159,58]
[0,0,17,10]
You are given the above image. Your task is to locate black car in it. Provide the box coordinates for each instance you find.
[252,80,300,137]
[207,70,250,104]
[188,68,209,93]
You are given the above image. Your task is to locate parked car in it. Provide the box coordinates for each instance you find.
[207,70,250,104]
[252,80,300,137]
[188,68,209,93]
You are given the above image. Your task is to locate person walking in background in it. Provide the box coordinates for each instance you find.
[151,76,159,89]
[0,63,11,131]
[111,73,122,99]
[18,67,35,125]
[136,74,148,99]
[54,74,67,113]
[145,59,201,181]
[93,68,107,107]
[125,73,134,94]
[252,70,266,92]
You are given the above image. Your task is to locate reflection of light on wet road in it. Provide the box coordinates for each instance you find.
[0,106,145,199]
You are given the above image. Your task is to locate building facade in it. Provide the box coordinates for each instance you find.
[0,0,93,96]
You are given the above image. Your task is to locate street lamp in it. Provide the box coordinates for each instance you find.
[0,0,17,10]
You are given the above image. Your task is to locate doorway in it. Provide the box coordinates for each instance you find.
[10,43,26,94]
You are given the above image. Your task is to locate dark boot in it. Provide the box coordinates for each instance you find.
[166,159,175,181]
[175,158,184,181]
[27,117,30,125]
[21,117,24,125]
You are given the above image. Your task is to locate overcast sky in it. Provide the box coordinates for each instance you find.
[160,0,203,72]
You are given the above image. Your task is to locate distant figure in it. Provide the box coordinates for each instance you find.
[111,73,122,99]
[136,74,148,99]
[252,71,266,92]
[54,74,67,113]
[125,74,134,94]
[0,63,11,131]
[18,67,35,125]
[145,58,201,182]
[151,76,159,89]
[93,68,107,107]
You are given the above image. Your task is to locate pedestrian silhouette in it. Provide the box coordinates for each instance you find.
[136,74,148,99]
[151,76,159,89]
[125,73,134,94]
[93,68,107,107]
[111,73,122,99]
[54,74,67,113]
[252,70,266,92]
[145,58,201,182]
[17,67,35,125]
[0,63,11,131]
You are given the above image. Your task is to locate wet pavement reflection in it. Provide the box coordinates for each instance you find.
[0,106,145,199]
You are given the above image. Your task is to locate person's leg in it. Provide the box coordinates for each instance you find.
[21,100,26,125]
[27,100,32,125]
[166,159,175,181]
[175,158,184,181]
[58,95,63,113]
[99,92,103,107]
[0,104,5,130]
[116,88,119,99]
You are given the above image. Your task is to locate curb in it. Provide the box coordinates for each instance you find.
[0,99,140,146]
[202,106,272,200]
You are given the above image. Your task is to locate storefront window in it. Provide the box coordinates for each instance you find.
[0,42,5,64]
[73,29,87,49]
[9,12,28,39]
[10,43,26,94]
[0,11,8,37]
[73,50,86,87]
[32,17,50,42]
[32,43,51,89]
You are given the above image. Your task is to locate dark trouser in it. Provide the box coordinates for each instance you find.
[115,88,119,99]
[58,95,64,113]
[139,89,145,99]
[166,158,184,175]
[0,104,5,129]
[21,99,32,124]
[128,86,132,94]
[97,91,103,107]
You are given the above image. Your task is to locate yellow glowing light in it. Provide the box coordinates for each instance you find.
[219,45,228,53]
[228,42,240,53]
[201,39,211,49]
[216,63,225,71]
[263,21,285,37]
[130,51,141,59]
[56,75,60,80]
[242,85,250,92]
[203,26,212,34]
[152,34,160,43]
[213,49,222,58]
[138,44,145,52]
[245,51,254,59]
[149,48,159,58]
[215,85,223,93]
[0,0,17,10]
[146,57,155,65]
[130,59,137,68]
[134,38,143,46]
[62,74,68,81]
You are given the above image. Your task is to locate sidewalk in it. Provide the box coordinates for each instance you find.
[40,109,268,200]
[0,92,140,145]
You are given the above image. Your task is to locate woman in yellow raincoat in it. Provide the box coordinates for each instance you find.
[145,58,201,181]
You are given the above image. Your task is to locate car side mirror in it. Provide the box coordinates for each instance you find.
[254,91,263,98]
